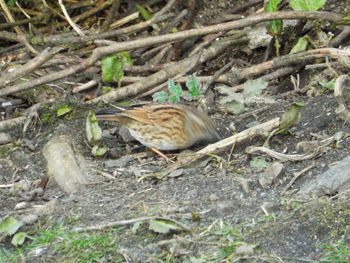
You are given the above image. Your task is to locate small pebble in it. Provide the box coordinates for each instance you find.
[209,193,219,202]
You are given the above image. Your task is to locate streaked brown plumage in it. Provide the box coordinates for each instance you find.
[95,104,220,151]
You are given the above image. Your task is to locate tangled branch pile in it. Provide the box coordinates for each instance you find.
[0,0,348,129]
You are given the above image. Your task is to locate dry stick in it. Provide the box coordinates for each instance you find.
[330,26,350,47]
[160,9,188,35]
[202,59,235,94]
[230,48,350,85]
[229,66,303,92]
[36,13,173,45]
[281,164,315,195]
[101,0,121,31]
[0,47,63,87]
[37,0,114,33]
[0,11,342,97]
[0,116,26,132]
[58,0,84,36]
[166,117,281,171]
[92,36,247,102]
[0,0,37,54]
[245,146,322,162]
[71,216,191,233]
[225,0,263,14]
[119,75,229,85]
[72,80,98,94]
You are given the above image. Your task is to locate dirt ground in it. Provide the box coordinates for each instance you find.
[1,0,350,262]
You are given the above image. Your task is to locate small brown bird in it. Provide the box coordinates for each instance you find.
[95,104,220,153]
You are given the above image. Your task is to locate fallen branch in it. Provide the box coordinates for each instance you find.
[0,11,342,97]
[166,117,281,171]
[71,216,191,233]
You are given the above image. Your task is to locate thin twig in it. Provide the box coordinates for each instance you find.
[281,165,315,195]
[71,216,191,233]
[58,0,84,36]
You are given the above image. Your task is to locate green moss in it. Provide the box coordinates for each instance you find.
[299,199,350,240]
[0,145,14,158]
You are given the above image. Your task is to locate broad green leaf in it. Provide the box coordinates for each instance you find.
[7,0,15,7]
[265,0,282,12]
[118,51,133,66]
[267,19,282,35]
[168,80,183,103]
[243,80,268,103]
[342,14,350,21]
[186,75,201,97]
[265,0,282,36]
[217,86,246,114]
[276,102,304,134]
[290,0,327,11]
[102,55,117,83]
[101,55,123,86]
[0,216,24,236]
[57,105,71,117]
[91,145,108,157]
[149,219,183,234]
[136,4,152,20]
[290,36,309,53]
[11,232,28,246]
[250,156,271,168]
[152,91,168,102]
[86,110,102,142]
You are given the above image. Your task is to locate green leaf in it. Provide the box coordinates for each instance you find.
[250,156,271,168]
[57,105,71,117]
[265,0,282,12]
[118,51,133,66]
[136,4,152,20]
[11,232,28,246]
[102,55,117,83]
[152,91,168,102]
[319,78,335,91]
[7,0,15,7]
[186,75,201,97]
[290,0,327,11]
[265,0,282,36]
[276,102,304,134]
[86,110,102,143]
[243,80,268,103]
[168,80,183,103]
[267,19,282,35]
[91,145,108,157]
[149,219,183,234]
[290,36,309,54]
[217,86,246,114]
[342,14,350,21]
[101,55,123,87]
[0,216,24,236]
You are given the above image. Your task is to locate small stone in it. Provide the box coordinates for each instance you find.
[168,169,184,178]
[216,201,236,216]
[259,162,284,188]
[209,193,219,202]
[296,140,319,153]
[15,202,29,210]
[105,155,132,168]
[0,132,11,145]
[235,244,254,256]
[119,126,135,142]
